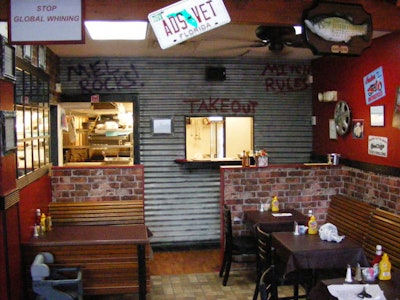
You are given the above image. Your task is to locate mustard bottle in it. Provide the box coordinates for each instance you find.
[271,196,279,212]
[378,253,391,280]
[40,213,47,234]
[307,215,318,234]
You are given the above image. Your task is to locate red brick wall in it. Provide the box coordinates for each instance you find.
[221,165,400,237]
[51,165,145,202]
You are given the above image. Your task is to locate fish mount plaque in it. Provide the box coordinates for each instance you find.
[303,2,372,56]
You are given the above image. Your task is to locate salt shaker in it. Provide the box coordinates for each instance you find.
[355,263,362,282]
[345,264,353,283]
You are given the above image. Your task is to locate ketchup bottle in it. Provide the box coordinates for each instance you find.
[371,245,383,267]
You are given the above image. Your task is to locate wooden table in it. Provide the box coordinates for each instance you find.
[271,231,369,300]
[22,225,150,300]
[309,273,400,300]
[243,209,308,233]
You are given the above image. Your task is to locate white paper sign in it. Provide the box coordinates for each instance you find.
[368,135,388,157]
[148,0,231,49]
[10,0,83,43]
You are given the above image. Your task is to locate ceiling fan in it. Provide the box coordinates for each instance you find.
[250,25,308,52]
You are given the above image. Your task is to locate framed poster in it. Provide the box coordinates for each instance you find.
[329,119,337,139]
[23,45,32,60]
[0,36,16,82]
[370,105,384,127]
[152,118,173,135]
[0,111,17,156]
[38,45,46,69]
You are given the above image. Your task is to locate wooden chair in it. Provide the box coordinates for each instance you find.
[253,224,273,300]
[219,205,257,286]
[259,265,278,300]
[253,224,307,300]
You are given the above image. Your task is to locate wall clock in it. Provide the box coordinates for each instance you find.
[334,101,351,135]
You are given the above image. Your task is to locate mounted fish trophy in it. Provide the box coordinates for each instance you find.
[303,2,372,56]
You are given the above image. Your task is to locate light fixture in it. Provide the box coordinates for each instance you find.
[294,26,302,35]
[85,21,148,40]
[208,116,223,122]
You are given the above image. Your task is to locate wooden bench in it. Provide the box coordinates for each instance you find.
[366,208,400,272]
[48,200,145,226]
[23,200,150,297]
[326,194,375,245]
[327,195,400,271]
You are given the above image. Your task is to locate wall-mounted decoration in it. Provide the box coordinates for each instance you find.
[334,101,351,135]
[329,119,337,140]
[363,66,386,105]
[152,118,173,135]
[392,87,400,129]
[148,0,230,49]
[0,36,16,82]
[0,111,17,156]
[303,2,372,56]
[352,119,364,139]
[318,90,337,102]
[370,105,385,127]
[10,0,83,43]
[38,45,46,70]
[23,45,32,60]
[368,135,387,157]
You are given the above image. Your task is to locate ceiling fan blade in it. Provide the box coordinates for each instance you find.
[284,34,309,48]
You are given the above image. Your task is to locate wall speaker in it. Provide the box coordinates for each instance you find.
[205,67,226,81]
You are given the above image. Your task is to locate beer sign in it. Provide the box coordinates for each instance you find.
[148,0,231,49]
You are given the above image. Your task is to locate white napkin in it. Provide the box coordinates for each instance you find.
[319,223,345,243]
[271,213,292,217]
[328,284,386,300]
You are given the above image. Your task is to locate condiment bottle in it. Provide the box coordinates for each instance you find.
[371,245,383,267]
[40,213,47,234]
[245,151,250,167]
[307,215,318,234]
[378,253,391,280]
[35,209,41,225]
[306,209,313,234]
[242,150,246,167]
[271,196,279,212]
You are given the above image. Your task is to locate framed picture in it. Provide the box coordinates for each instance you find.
[23,45,32,60]
[152,118,173,135]
[329,119,337,139]
[370,105,384,127]
[0,36,16,82]
[0,111,17,156]
[352,119,364,139]
[38,45,46,70]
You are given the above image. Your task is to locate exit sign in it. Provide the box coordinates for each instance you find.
[148,0,231,49]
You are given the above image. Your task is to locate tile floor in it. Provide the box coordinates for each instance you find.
[84,248,304,300]
[88,270,302,300]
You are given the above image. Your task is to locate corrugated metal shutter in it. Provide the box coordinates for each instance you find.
[59,57,312,245]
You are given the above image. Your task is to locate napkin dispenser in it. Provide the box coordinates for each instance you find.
[328,153,340,165]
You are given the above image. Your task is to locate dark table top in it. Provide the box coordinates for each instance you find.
[22,224,150,246]
[243,209,308,232]
[271,232,369,275]
[309,272,400,300]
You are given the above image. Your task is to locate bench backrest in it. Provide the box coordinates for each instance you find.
[326,195,375,245]
[48,200,144,226]
[366,208,400,271]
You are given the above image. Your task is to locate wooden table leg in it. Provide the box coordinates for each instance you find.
[138,244,146,300]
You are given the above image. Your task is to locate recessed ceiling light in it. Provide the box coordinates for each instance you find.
[85,21,148,40]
